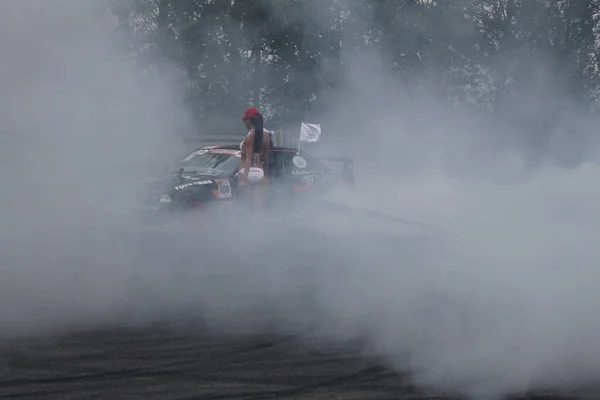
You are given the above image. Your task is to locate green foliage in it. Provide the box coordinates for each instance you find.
[108,0,600,130]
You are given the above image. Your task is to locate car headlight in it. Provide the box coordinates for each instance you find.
[158,194,172,203]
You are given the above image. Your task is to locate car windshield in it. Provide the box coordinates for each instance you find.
[170,149,240,175]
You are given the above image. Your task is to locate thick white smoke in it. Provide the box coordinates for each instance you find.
[2,1,600,399]
[0,0,192,334]
[311,36,600,398]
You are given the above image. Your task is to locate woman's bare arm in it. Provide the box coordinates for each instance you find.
[263,132,270,176]
[243,133,254,175]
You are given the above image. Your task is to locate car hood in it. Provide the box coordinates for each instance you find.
[135,170,230,194]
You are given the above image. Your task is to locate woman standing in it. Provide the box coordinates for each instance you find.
[238,107,271,219]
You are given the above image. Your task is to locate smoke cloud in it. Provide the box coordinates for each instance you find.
[311,7,600,398]
[0,0,191,332]
[2,1,600,399]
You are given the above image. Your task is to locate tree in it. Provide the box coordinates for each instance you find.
[107,0,600,140]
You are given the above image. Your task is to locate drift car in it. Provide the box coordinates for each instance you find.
[136,145,354,214]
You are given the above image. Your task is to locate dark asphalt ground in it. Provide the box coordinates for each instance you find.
[2,209,600,400]
[0,326,420,400]
[1,326,600,400]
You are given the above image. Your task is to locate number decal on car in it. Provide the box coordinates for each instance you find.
[215,179,231,199]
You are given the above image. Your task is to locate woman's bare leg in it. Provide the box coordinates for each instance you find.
[253,183,265,249]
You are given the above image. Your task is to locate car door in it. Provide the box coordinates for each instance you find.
[279,151,319,193]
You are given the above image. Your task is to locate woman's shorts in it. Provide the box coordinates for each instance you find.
[239,167,265,184]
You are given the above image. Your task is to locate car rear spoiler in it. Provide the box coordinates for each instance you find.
[315,156,354,187]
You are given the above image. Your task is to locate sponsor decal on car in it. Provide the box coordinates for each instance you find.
[174,180,212,191]
[180,148,241,161]
[206,149,242,157]
[301,175,315,185]
[292,169,316,184]
[292,169,315,176]
[293,155,307,168]
[190,167,224,176]
[180,149,208,161]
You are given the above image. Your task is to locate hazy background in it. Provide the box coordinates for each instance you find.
[2,0,600,399]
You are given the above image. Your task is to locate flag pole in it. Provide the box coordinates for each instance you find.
[297,122,302,154]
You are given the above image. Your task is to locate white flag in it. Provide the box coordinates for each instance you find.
[299,122,321,143]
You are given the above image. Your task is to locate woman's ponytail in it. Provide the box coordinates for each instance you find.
[252,113,264,153]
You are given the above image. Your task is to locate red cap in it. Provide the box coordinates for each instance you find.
[242,107,260,120]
